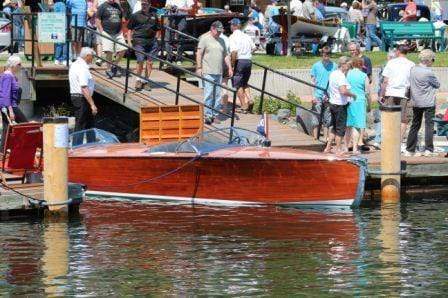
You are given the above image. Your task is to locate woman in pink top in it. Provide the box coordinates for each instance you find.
[403,0,417,22]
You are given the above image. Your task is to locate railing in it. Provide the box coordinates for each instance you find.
[81,26,239,128]
[157,23,328,138]
[9,12,72,68]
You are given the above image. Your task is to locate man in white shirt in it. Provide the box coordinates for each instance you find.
[69,47,97,143]
[324,56,357,154]
[290,0,303,17]
[229,18,256,113]
[381,45,415,142]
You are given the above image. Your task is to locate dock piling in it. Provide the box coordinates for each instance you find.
[43,117,69,214]
[380,105,402,203]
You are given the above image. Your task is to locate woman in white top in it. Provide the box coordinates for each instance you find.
[324,56,356,155]
[348,1,364,38]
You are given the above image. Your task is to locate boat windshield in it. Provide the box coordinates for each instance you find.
[148,127,270,155]
[70,128,120,148]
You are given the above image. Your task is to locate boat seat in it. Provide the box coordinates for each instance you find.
[1,122,43,183]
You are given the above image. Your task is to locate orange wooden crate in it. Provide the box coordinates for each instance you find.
[140,105,203,145]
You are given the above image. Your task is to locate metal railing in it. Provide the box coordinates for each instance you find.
[9,12,72,69]
[156,23,328,138]
[82,26,239,128]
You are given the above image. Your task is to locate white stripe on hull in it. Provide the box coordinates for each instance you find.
[86,190,355,207]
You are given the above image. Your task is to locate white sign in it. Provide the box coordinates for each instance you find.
[54,124,69,148]
[37,12,66,43]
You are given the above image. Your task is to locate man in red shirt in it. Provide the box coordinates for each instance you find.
[403,0,417,22]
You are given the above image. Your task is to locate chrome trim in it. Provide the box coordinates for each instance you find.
[347,156,367,208]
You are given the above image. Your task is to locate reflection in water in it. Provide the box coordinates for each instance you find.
[42,220,69,296]
[378,203,401,295]
[0,198,447,295]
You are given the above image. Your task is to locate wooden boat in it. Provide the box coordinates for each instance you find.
[272,14,339,37]
[68,128,366,207]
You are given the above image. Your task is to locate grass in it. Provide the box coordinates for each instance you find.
[253,51,448,69]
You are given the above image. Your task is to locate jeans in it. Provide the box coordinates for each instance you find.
[55,43,67,62]
[406,106,435,152]
[365,24,383,51]
[373,109,381,144]
[203,74,222,118]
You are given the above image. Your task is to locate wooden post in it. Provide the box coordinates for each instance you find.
[43,117,69,214]
[380,105,401,203]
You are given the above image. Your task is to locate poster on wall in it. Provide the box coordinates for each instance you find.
[37,12,66,43]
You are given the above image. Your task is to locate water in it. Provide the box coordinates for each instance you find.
[0,198,447,296]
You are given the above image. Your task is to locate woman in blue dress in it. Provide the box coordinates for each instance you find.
[346,57,371,154]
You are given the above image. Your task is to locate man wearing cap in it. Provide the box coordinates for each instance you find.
[196,21,233,124]
[229,18,256,113]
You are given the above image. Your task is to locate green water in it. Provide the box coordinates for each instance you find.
[0,198,447,296]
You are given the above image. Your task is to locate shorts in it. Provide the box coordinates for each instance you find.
[311,99,331,128]
[102,31,127,53]
[384,96,412,124]
[70,26,85,43]
[232,59,252,89]
[329,103,348,137]
[133,41,159,62]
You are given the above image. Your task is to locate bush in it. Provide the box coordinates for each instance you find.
[253,90,302,116]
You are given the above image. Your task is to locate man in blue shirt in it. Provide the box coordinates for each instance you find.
[67,0,88,59]
[310,46,337,140]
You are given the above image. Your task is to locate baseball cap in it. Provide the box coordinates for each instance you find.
[229,18,241,26]
[211,21,224,32]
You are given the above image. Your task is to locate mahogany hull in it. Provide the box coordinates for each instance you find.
[69,153,365,207]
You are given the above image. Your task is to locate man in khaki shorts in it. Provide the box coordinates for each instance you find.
[97,0,127,78]
[380,45,415,149]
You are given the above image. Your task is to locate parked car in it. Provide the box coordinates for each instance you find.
[0,12,11,52]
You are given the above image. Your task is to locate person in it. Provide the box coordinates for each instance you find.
[431,0,443,21]
[67,0,88,59]
[219,29,231,111]
[373,50,397,149]
[302,0,316,21]
[165,0,193,64]
[3,0,23,53]
[348,42,372,82]
[85,0,98,51]
[196,21,232,124]
[324,56,356,155]
[405,49,440,157]
[69,47,98,144]
[224,4,231,13]
[290,0,303,17]
[363,0,382,51]
[340,2,348,11]
[127,0,160,91]
[53,0,67,65]
[349,0,363,37]
[381,45,415,146]
[229,18,256,114]
[310,46,337,140]
[0,55,27,151]
[97,0,127,78]
[403,0,417,22]
[346,57,371,154]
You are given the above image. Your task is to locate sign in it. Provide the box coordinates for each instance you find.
[54,124,69,148]
[37,12,66,43]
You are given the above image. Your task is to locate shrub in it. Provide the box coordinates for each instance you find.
[253,90,302,116]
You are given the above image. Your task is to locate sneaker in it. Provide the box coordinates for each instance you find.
[95,59,103,67]
[414,151,422,157]
[424,150,438,157]
[106,66,118,79]
[135,80,143,91]
[404,150,414,157]
[54,60,60,65]
[176,61,182,66]
[205,116,213,125]
[372,142,381,150]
